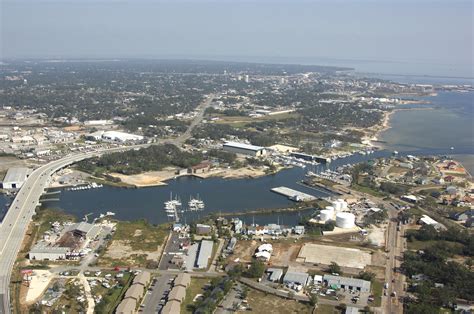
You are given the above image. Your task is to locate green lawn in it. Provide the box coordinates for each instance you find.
[181,277,212,313]
[372,280,383,307]
[315,304,338,314]
[351,184,386,197]
[94,272,133,313]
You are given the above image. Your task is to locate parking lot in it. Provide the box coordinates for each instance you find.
[140,274,174,313]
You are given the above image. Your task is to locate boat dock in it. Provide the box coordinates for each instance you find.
[271,186,317,202]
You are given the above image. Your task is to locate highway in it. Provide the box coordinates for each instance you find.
[0,94,215,314]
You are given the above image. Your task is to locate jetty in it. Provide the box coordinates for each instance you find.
[271,186,317,202]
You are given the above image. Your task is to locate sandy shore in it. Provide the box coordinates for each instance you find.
[106,165,275,187]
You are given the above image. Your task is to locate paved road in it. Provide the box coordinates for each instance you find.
[0,94,216,314]
[140,274,173,314]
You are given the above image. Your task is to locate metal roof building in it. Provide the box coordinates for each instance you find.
[28,243,70,261]
[196,240,213,269]
[283,270,309,286]
[266,268,284,282]
[223,141,266,156]
[323,275,371,292]
[1,167,31,189]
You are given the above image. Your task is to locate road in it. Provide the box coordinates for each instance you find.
[0,94,216,314]
[140,274,173,314]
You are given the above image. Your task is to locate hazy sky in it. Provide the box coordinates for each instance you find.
[1,0,473,76]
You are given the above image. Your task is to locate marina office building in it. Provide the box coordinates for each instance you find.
[223,141,266,157]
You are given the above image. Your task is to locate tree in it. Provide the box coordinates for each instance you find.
[359,271,376,282]
[328,262,341,274]
[309,293,318,306]
[245,259,265,278]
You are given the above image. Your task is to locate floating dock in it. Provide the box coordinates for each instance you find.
[271,186,317,202]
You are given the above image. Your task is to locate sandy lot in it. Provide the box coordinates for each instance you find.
[229,240,302,266]
[197,167,267,179]
[109,169,177,187]
[296,243,372,269]
[25,270,54,303]
[103,240,163,261]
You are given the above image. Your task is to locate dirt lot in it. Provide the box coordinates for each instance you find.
[0,156,33,175]
[109,169,177,187]
[229,240,302,266]
[297,243,372,269]
[237,288,312,314]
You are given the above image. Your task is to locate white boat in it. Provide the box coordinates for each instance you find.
[188,195,205,211]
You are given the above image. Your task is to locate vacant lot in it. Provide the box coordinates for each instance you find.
[181,277,211,313]
[237,288,312,314]
[297,243,372,269]
[230,240,302,266]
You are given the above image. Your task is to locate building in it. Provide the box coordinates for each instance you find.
[196,240,213,269]
[266,268,283,282]
[174,273,191,288]
[133,271,151,286]
[294,226,305,235]
[450,210,474,222]
[345,306,360,314]
[68,222,101,240]
[323,274,371,292]
[189,162,211,174]
[1,167,31,189]
[225,237,237,253]
[283,269,309,287]
[223,141,266,157]
[88,130,143,143]
[290,152,331,164]
[162,300,181,314]
[196,224,212,235]
[124,284,144,301]
[115,298,136,314]
[28,244,70,261]
[168,286,186,302]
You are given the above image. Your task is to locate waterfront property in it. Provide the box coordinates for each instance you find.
[196,240,213,269]
[271,186,317,202]
[1,167,32,189]
[223,141,266,156]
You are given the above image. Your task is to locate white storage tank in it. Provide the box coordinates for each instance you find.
[320,209,333,222]
[336,212,355,228]
[337,199,348,211]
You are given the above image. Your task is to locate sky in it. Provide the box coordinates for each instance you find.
[1,0,473,76]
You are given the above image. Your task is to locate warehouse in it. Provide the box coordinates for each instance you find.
[223,141,266,156]
[196,240,213,269]
[1,167,32,189]
[67,222,101,240]
[28,244,70,261]
[283,269,309,287]
[323,274,371,292]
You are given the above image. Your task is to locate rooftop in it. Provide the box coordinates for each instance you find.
[196,240,213,269]
[223,141,265,151]
[2,167,31,184]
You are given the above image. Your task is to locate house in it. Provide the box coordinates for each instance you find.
[450,210,474,222]
[189,162,211,174]
[255,251,271,261]
[444,175,455,183]
[247,225,267,236]
[401,195,418,203]
[232,218,243,233]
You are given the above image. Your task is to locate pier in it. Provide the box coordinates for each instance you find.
[271,186,317,202]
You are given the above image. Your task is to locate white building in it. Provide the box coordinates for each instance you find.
[29,244,70,261]
[1,167,32,189]
[223,142,266,157]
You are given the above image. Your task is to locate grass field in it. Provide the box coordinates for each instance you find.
[36,208,77,235]
[94,272,133,313]
[238,288,313,314]
[372,280,383,307]
[315,304,338,314]
[351,184,386,197]
[181,277,211,313]
[113,220,169,251]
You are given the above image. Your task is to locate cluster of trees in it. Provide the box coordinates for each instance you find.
[402,249,474,311]
[407,225,474,257]
[380,182,409,195]
[363,209,388,226]
[191,276,235,313]
[77,144,202,175]
[192,124,278,147]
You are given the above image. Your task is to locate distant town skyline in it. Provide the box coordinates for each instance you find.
[2,0,473,77]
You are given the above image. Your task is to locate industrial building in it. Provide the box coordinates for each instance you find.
[223,141,266,156]
[67,222,101,240]
[87,130,144,143]
[196,240,213,269]
[283,269,310,287]
[290,152,331,163]
[28,244,70,261]
[323,274,371,292]
[1,167,31,189]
